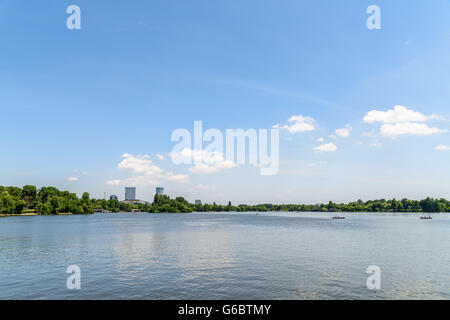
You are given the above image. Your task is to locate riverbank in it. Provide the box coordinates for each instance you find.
[0,212,38,217]
[0,212,73,217]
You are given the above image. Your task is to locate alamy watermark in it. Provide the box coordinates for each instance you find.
[65,5,379,31]
[66,5,81,30]
[66,265,81,290]
[170,121,279,175]
[367,5,381,30]
[366,265,381,290]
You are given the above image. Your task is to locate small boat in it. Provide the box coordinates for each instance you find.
[420,216,432,220]
[332,215,346,220]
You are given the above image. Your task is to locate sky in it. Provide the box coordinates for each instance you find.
[1,0,450,204]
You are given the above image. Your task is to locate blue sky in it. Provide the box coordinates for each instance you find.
[1,0,450,204]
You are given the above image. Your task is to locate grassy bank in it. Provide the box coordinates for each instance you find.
[0,212,74,217]
[0,212,38,217]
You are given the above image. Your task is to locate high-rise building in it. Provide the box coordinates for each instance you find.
[109,195,118,200]
[195,200,202,205]
[156,187,164,195]
[125,187,136,200]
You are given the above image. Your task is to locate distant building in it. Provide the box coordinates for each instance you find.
[125,187,136,201]
[195,200,202,205]
[109,195,118,200]
[156,187,164,195]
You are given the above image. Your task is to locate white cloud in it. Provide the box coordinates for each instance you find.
[66,177,79,181]
[117,153,160,174]
[308,161,327,167]
[369,142,383,148]
[363,105,438,124]
[317,137,324,142]
[106,153,189,186]
[329,134,337,139]
[282,115,315,133]
[313,143,338,152]
[335,125,352,138]
[189,162,237,174]
[171,148,238,174]
[363,106,446,138]
[107,175,159,187]
[174,149,224,164]
[380,123,447,137]
[165,172,190,184]
[156,154,165,160]
[106,179,121,186]
[72,169,87,175]
[436,145,450,151]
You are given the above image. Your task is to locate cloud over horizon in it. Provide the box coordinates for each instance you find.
[335,125,352,138]
[281,115,316,133]
[380,122,447,137]
[314,142,338,152]
[363,105,438,124]
[106,153,190,187]
[170,148,238,174]
[436,145,450,151]
[363,105,446,138]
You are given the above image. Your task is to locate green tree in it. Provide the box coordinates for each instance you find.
[22,185,37,209]
[0,191,16,214]
[80,192,93,214]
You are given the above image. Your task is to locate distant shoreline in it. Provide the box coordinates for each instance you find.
[0,212,73,217]
[2,185,450,216]
[0,212,38,217]
[0,211,444,218]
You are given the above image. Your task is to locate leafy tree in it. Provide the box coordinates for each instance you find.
[22,185,37,209]
[80,192,93,214]
[0,191,16,214]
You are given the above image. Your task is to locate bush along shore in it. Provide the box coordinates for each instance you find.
[1,185,450,215]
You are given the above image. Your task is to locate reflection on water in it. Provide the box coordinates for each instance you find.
[0,212,449,299]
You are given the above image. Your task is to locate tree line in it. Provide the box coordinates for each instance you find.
[0,185,93,215]
[2,185,450,215]
[179,198,450,213]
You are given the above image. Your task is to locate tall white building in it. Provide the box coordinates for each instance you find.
[125,187,136,200]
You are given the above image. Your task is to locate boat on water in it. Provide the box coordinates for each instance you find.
[420,216,433,220]
[332,215,346,220]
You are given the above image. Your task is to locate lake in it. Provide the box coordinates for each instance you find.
[0,212,449,299]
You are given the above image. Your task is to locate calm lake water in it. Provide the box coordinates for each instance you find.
[0,212,449,299]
